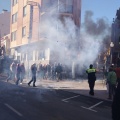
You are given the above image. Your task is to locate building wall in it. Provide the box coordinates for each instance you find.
[10,0,81,64]
[10,0,41,48]
[10,0,81,46]
[1,34,10,55]
[73,0,81,27]
[40,0,81,26]
[0,10,10,38]
[111,9,120,64]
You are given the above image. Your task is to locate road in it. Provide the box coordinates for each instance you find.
[0,80,112,120]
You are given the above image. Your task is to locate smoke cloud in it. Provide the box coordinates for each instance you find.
[79,10,111,69]
[16,5,111,75]
[39,10,111,71]
[40,12,79,65]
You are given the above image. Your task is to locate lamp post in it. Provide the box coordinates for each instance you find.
[110,42,114,64]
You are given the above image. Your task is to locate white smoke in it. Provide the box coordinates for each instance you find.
[40,13,79,64]
[39,9,110,71]
[15,4,111,76]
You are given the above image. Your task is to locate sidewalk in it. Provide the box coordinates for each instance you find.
[21,78,110,101]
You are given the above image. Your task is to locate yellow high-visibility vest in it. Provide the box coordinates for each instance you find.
[87,69,96,73]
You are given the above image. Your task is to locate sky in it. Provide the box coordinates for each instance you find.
[81,0,120,23]
[0,0,120,23]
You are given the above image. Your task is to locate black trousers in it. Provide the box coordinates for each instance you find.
[88,80,95,95]
[108,84,116,99]
[28,74,36,86]
[112,86,120,120]
[16,74,21,85]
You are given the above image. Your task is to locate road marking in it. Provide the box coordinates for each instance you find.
[81,106,97,112]
[89,101,103,109]
[81,101,103,112]
[5,103,23,117]
[62,95,80,102]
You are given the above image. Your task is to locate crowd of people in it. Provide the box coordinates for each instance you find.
[4,60,120,119]
[6,61,72,86]
[6,62,25,85]
[37,63,64,81]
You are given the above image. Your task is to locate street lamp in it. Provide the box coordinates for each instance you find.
[110,42,114,64]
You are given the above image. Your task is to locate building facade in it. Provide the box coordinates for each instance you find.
[0,10,10,38]
[0,10,10,58]
[10,0,81,69]
[111,8,120,65]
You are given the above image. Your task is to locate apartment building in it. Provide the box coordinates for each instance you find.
[0,10,10,38]
[0,10,10,58]
[111,8,120,65]
[10,0,81,67]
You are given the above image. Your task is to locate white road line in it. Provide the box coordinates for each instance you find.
[81,106,97,112]
[4,103,23,117]
[89,101,103,109]
[62,95,80,102]
[81,101,103,112]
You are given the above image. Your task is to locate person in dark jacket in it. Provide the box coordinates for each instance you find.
[10,62,16,81]
[37,63,43,79]
[55,63,63,82]
[20,63,25,84]
[43,64,47,80]
[86,64,96,96]
[28,63,37,87]
[47,64,51,79]
[16,63,22,85]
[115,64,120,85]
[112,82,120,120]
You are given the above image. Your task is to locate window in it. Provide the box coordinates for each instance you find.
[39,51,45,59]
[21,53,26,61]
[11,31,17,41]
[59,0,73,13]
[12,0,18,6]
[22,26,26,37]
[41,0,57,12]
[23,6,27,17]
[66,0,73,13]
[12,12,17,23]
[41,0,49,11]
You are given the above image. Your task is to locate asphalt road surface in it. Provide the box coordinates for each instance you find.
[0,80,112,120]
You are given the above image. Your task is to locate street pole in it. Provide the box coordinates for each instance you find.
[110,42,114,65]
[110,47,112,64]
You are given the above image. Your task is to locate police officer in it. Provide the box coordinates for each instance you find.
[28,63,37,87]
[86,64,96,96]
